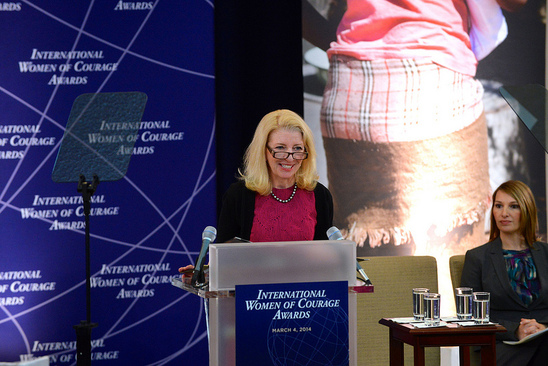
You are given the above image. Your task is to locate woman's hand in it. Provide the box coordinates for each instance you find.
[178,265,195,279]
[516,318,547,340]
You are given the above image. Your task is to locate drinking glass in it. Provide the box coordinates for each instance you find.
[423,293,441,326]
[473,292,490,324]
[412,288,429,321]
[455,287,473,320]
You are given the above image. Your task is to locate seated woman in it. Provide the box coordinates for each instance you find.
[461,180,548,366]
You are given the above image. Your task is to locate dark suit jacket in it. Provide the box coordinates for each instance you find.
[461,238,548,364]
[216,180,334,243]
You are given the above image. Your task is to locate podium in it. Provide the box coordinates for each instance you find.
[173,239,373,366]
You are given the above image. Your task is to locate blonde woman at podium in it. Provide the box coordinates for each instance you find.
[179,109,334,275]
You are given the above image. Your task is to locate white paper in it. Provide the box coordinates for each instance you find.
[391,317,422,323]
[503,327,548,345]
[413,321,448,329]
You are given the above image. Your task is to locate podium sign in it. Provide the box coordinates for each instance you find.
[235,280,349,366]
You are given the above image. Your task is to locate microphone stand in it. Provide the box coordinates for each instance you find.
[74,174,99,366]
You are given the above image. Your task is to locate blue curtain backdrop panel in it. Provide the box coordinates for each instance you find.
[0,2,215,365]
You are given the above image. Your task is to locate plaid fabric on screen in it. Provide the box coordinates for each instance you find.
[321,56,484,143]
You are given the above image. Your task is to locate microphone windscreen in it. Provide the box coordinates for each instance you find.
[202,226,217,241]
[327,226,343,240]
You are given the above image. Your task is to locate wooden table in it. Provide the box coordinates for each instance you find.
[379,318,506,366]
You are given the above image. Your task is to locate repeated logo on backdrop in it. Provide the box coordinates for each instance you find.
[0,1,214,365]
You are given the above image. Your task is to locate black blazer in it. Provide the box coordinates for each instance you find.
[461,238,548,364]
[216,180,334,243]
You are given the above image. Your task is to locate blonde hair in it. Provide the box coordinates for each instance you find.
[489,180,539,246]
[240,109,319,195]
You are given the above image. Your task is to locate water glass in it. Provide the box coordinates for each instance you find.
[423,293,441,326]
[455,287,473,320]
[473,292,490,324]
[412,288,429,321]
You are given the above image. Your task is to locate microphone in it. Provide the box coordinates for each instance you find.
[191,226,217,287]
[327,226,372,285]
[326,226,344,241]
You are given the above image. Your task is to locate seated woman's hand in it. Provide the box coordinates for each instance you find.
[516,318,547,340]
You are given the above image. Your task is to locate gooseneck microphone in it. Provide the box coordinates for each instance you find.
[191,226,217,287]
[327,226,372,285]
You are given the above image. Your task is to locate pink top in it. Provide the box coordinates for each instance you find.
[250,187,316,242]
[328,0,478,76]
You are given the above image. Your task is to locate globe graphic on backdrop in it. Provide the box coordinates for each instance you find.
[267,306,349,366]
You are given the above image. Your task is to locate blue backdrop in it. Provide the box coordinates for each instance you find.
[0,1,214,365]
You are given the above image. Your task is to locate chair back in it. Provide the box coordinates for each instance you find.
[356,255,439,365]
[449,255,466,292]
[448,254,482,365]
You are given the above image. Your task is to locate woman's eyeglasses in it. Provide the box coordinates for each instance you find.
[267,147,308,160]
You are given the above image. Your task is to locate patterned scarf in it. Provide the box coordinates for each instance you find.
[503,248,540,306]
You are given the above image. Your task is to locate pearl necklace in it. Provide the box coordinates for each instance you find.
[271,183,297,203]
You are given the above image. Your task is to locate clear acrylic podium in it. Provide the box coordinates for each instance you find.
[172,239,373,366]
